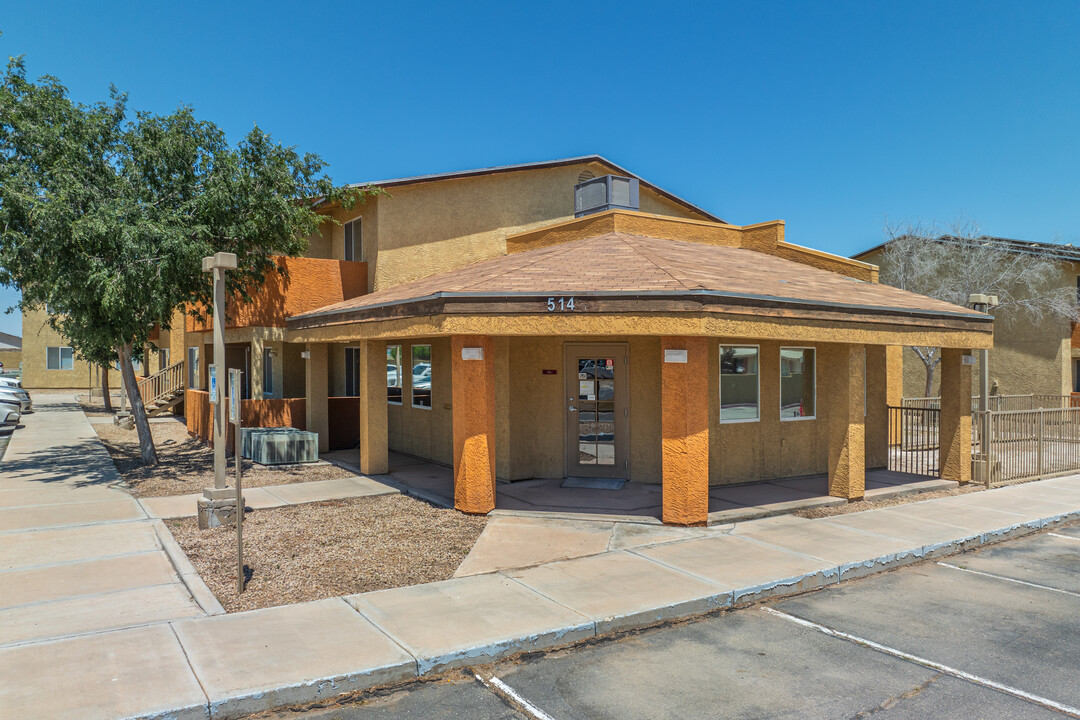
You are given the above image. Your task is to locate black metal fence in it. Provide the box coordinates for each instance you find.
[890,400,1080,485]
[887,406,940,477]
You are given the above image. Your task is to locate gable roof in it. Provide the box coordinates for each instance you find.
[347,155,724,224]
[855,235,1080,264]
[0,331,21,351]
[290,231,987,331]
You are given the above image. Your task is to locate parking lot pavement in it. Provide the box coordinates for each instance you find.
[275,521,1080,720]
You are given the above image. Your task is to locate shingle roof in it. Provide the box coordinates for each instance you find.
[291,232,985,327]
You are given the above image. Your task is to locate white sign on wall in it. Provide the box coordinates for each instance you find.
[664,349,688,364]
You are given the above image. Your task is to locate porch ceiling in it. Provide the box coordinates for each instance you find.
[286,232,993,347]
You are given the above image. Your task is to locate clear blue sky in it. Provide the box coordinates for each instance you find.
[2,1,1078,337]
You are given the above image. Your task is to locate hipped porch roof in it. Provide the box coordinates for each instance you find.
[288,232,990,337]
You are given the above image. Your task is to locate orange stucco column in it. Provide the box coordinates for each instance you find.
[661,337,709,526]
[939,348,972,485]
[826,344,866,500]
[452,335,496,514]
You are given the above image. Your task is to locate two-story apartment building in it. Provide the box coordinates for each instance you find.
[854,237,1080,399]
[180,156,990,525]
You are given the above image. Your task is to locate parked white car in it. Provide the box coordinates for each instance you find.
[0,386,31,414]
[0,376,22,389]
[0,398,20,431]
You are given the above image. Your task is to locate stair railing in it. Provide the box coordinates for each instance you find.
[137,360,186,406]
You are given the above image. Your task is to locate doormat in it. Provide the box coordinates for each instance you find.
[561,477,627,490]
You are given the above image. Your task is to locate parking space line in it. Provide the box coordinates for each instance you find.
[763,607,1080,718]
[936,562,1080,598]
[473,672,557,720]
[1049,532,1080,543]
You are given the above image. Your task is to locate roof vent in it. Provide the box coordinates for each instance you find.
[574,175,639,218]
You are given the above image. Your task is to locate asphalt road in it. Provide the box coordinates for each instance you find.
[266,520,1080,720]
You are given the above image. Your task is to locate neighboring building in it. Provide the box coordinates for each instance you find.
[854,237,1080,399]
[0,331,21,375]
[183,155,990,525]
[20,307,183,391]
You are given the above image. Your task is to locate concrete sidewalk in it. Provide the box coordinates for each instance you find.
[138,476,399,520]
[4,403,1080,719]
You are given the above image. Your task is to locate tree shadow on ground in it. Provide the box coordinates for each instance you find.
[1,437,127,488]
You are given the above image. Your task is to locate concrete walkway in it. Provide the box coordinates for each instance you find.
[138,476,398,520]
[0,395,221,645]
[4,401,1080,719]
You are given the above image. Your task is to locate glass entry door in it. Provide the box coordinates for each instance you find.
[564,343,629,479]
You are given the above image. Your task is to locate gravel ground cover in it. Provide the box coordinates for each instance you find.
[77,394,119,417]
[92,418,354,497]
[794,483,985,519]
[167,494,488,613]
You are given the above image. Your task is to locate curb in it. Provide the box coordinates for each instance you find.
[152,519,226,616]
[181,504,1080,719]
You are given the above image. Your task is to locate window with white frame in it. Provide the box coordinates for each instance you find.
[46,346,74,371]
[719,346,759,422]
[411,344,432,408]
[187,347,200,389]
[780,348,815,419]
[344,218,362,262]
[387,345,403,404]
[263,347,274,396]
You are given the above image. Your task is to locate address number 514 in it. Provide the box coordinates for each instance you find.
[546,297,576,311]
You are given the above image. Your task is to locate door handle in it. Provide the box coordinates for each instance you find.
[568,405,577,412]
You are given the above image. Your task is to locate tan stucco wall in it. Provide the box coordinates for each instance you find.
[365,162,705,293]
[709,340,830,484]
[386,337,453,464]
[0,350,22,373]
[375,335,889,488]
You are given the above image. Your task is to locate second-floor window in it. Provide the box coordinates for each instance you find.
[344,218,362,262]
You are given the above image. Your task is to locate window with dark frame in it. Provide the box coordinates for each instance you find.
[344,218,362,262]
[344,347,360,397]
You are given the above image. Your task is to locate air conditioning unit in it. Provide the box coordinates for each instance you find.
[574,175,640,217]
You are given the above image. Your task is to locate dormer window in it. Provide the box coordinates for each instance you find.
[344,218,363,261]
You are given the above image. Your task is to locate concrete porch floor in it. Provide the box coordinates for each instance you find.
[321,450,958,526]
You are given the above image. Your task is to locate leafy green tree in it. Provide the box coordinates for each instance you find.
[0,53,373,464]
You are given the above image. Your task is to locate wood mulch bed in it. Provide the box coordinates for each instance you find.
[793,482,986,519]
[167,494,487,613]
[90,413,354,498]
